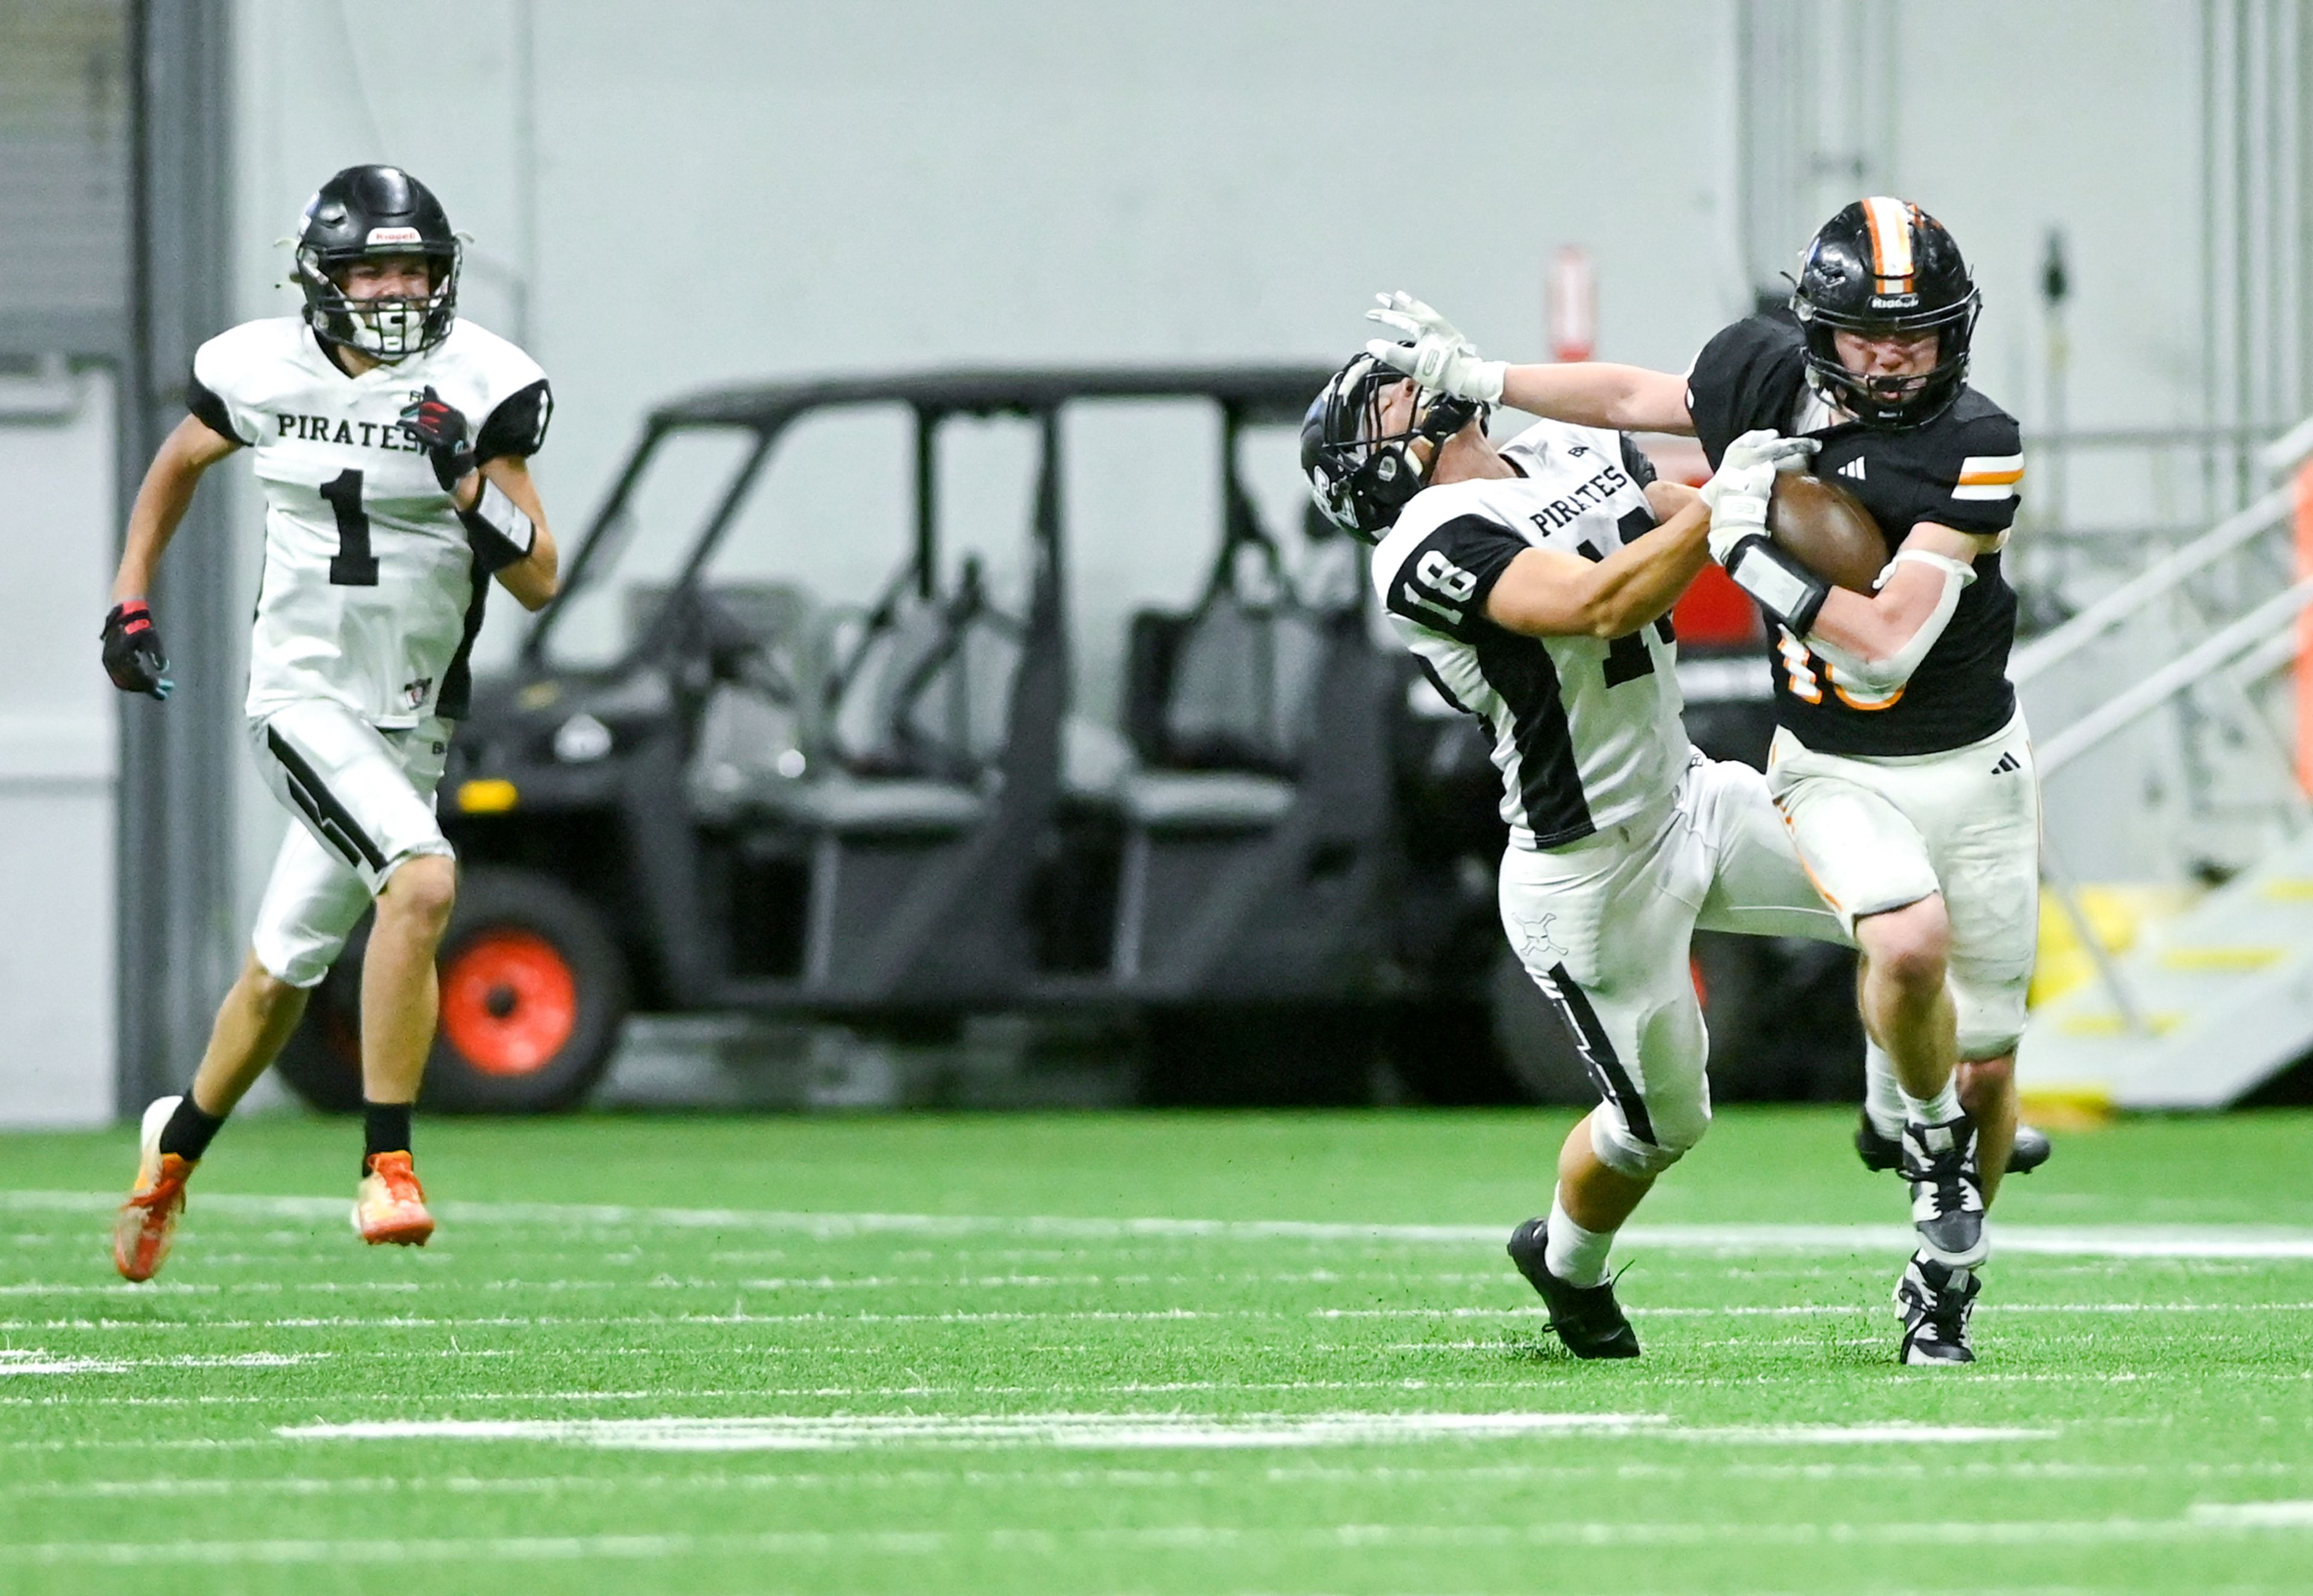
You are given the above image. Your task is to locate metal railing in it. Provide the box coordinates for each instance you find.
[2017,424,2276,556]
[2021,419,2313,1033]
[2009,488,2295,687]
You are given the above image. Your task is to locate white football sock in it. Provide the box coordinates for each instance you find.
[1544,1190,1614,1288]
[1900,1077,1964,1126]
[1862,1041,1905,1139]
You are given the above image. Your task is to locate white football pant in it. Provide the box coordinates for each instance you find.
[1499,752,1849,1178]
[1766,709,2040,1062]
[248,700,455,988]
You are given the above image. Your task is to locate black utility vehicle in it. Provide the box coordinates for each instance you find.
[275,367,1855,1112]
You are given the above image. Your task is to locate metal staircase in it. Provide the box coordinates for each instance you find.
[2023,835,2313,1106]
[2016,422,2313,1108]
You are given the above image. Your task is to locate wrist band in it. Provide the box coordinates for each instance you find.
[458,479,535,574]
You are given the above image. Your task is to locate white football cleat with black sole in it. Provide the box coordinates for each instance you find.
[1894,1250,1981,1365]
[1899,1114,1988,1268]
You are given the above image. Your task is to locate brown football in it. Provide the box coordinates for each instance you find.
[1769,473,1888,593]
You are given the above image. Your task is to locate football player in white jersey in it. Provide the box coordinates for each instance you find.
[105,166,560,1280]
[1304,346,1844,1358]
[1367,204,2038,1365]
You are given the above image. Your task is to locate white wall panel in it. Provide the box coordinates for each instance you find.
[0,369,117,1126]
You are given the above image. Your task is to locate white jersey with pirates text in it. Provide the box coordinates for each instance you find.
[190,316,552,728]
[1370,419,1685,850]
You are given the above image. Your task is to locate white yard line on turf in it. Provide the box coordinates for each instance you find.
[7,1189,2313,1258]
[2194,1501,2313,1525]
[272,1413,2053,1451]
[0,1351,325,1376]
[9,1516,2313,1565]
[11,1457,2307,1500]
[9,1304,2313,1340]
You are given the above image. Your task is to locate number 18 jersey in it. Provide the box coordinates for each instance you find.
[189,315,552,728]
[1370,419,1687,850]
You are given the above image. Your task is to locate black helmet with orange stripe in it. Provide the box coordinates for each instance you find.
[1791,197,1980,428]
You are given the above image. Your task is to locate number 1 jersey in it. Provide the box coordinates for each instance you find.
[189,316,552,728]
[1369,419,1687,850]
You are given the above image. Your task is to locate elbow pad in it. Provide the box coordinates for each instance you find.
[458,479,537,575]
[1807,549,1975,692]
[1721,534,1829,637]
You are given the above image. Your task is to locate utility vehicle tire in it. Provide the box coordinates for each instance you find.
[271,927,371,1114]
[273,867,629,1115]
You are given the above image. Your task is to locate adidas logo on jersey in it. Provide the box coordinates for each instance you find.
[1835,458,1867,482]
[1991,751,2021,775]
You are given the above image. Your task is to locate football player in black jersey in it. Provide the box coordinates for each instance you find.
[1369,199,2038,1364]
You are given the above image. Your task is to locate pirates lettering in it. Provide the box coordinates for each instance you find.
[270,412,428,453]
[1525,461,1634,534]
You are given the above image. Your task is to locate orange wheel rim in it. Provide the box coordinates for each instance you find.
[440,931,578,1076]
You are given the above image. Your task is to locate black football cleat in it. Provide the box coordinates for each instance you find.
[1900,1115,1989,1267]
[1894,1250,1981,1366]
[1506,1217,1640,1359]
[1856,1112,2050,1176]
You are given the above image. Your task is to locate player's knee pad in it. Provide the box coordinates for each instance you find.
[1951,968,2027,1064]
[250,927,342,990]
[1957,1023,2023,1065]
[1590,1099,1708,1178]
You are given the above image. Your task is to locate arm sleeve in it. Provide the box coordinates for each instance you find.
[1380,513,1529,642]
[1682,317,1808,469]
[1926,411,2024,537]
[184,368,248,445]
[474,377,554,463]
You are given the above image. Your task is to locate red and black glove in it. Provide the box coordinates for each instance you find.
[101,600,173,700]
[399,385,477,492]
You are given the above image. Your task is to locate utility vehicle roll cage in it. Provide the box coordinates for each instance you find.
[525,367,1332,675]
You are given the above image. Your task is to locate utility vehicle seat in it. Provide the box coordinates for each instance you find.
[776,560,1023,834]
[1117,551,1328,826]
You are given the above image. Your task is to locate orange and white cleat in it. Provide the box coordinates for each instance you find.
[114,1096,196,1282]
[352,1151,434,1247]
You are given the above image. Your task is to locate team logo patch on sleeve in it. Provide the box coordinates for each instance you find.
[1952,454,2023,502]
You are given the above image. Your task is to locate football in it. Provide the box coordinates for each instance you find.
[1768,473,1889,593]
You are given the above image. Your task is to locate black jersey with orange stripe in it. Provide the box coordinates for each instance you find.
[1684,315,2023,756]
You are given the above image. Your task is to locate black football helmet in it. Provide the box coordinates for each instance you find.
[1302,352,1487,541]
[292,165,461,361]
[1791,197,1979,428]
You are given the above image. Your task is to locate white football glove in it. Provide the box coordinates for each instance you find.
[1363,291,1506,405]
[1704,457,1780,567]
[1697,429,1818,510]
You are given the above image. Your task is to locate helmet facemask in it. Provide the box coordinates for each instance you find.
[1302,351,1488,541]
[295,238,461,362]
[1794,293,1979,428]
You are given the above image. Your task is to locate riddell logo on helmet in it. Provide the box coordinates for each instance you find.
[1869,293,1920,309]
[366,226,423,247]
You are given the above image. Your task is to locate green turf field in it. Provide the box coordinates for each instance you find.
[2,1108,2309,1595]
